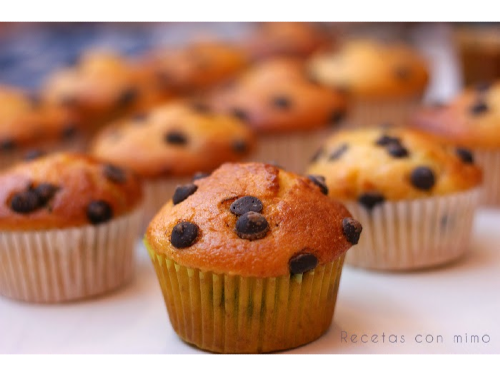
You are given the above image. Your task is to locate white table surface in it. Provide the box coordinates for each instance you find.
[1,209,498,354]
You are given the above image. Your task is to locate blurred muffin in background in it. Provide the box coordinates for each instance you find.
[454,23,500,86]
[244,22,330,61]
[307,39,429,126]
[90,100,255,231]
[0,85,86,170]
[411,81,500,206]
[207,57,348,173]
[41,50,175,132]
[143,41,248,95]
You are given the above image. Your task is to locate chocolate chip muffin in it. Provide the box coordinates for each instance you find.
[0,153,143,303]
[208,57,348,173]
[244,22,329,61]
[90,101,255,230]
[307,127,482,271]
[411,81,500,206]
[307,39,429,126]
[41,50,175,131]
[0,85,86,170]
[144,41,248,94]
[145,162,361,353]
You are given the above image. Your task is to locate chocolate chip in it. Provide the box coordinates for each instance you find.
[192,172,210,181]
[334,85,350,95]
[289,252,318,275]
[386,143,409,158]
[24,149,46,161]
[329,144,348,161]
[307,175,328,195]
[342,217,363,245]
[0,139,16,153]
[164,131,188,145]
[311,147,324,162]
[375,135,400,147]
[330,109,346,125]
[10,190,41,214]
[171,221,199,249]
[410,167,435,190]
[103,164,127,184]
[60,95,77,107]
[172,183,198,205]
[232,140,248,154]
[475,82,491,92]
[86,200,113,225]
[456,148,474,164]
[469,101,488,115]
[61,124,78,139]
[230,196,263,216]
[117,87,138,107]
[358,193,385,211]
[272,96,292,110]
[28,92,41,108]
[191,102,211,114]
[131,112,148,123]
[33,184,59,206]
[395,66,411,80]
[235,211,269,241]
[231,108,249,122]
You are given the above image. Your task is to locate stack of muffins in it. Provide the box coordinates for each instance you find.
[0,22,497,354]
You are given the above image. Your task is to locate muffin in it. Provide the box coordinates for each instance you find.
[411,81,500,206]
[0,153,143,303]
[145,162,361,353]
[244,22,329,61]
[307,127,482,271]
[144,41,248,95]
[307,39,429,126]
[207,57,348,173]
[0,85,86,170]
[41,50,175,131]
[90,101,255,230]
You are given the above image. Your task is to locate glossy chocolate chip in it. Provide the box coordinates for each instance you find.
[310,147,324,162]
[230,196,263,216]
[307,175,328,195]
[235,211,269,240]
[358,193,385,211]
[86,200,113,225]
[375,135,400,147]
[342,217,363,245]
[10,190,41,214]
[395,66,411,80]
[232,140,248,154]
[456,148,474,164]
[164,131,188,145]
[231,108,249,122]
[24,149,46,161]
[469,101,488,115]
[192,172,210,181]
[329,144,348,161]
[33,184,59,206]
[104,164,127,184]
[289,252,318,275]
[0,139,16,153]
[386,143,409,158]
[330,109,346,125]
[172,183,198,205]
[61,124,78,139]
[171,221,199,249]
[272,96,292,110]
[117,87,138,107]
[410,167,435,190]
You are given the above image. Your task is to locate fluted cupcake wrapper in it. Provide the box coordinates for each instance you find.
[252,128,334,174]
[343,188,481,271]
[474,149,500,207]
[0,207,143,303]
[147,247,346,354]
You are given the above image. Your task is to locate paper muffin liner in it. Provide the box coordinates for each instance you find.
[346,95,422,127]
[252,127,334,174]
[474,149,500,207]
[142,177,192,234]
[147,247,346,353]
[343,188,481,271]
[0,206,142,303]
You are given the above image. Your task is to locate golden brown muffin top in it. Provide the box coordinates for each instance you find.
[307,39,429,98]
[411,82,500,149]
[145,162,360,278]
[0,85,84,153]
[90,101,256,179]
[307,127,482,207]
[208,58,348,133]
[41,51,174,124]
[145,41,248,93]
[244,22,329,60]
[0,153,143,230]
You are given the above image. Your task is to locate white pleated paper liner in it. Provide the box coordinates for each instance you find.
[474,149,500,207]
[0,206,142,303]
[343,188,481,271]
